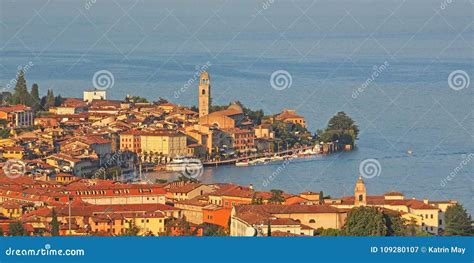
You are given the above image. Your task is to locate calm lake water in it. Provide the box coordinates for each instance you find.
[0,0,472,211]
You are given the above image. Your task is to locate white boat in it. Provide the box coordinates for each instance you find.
[255,157,271,164]
[166,156,203,171]
[236,160,250,167]
[272,155,285,161]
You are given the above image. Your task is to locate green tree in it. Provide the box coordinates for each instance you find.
[30,83,41,111]
[268,189,285,204]
[176,175,199,183]
[202,223,227,236]
[318,228,342,236]
[155,97,169,105]
[122,220,140,236]
[272,121,313,148]
[383,210,407,236]
[50,208,60,236]
[43,89,56,110]
[319,191,324,204]
[8,222,27,236]
[54,94,63,107]
[127,96,148,103]
[343,207,387,236]
[11,70,29,105]
[444,203,473,236]
[319,111,359,145]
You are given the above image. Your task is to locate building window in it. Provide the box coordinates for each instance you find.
[309,219,316,223]
[201,89,205,95]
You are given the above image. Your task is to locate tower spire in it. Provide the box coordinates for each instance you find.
[354,176,367,206]
[198,72,211,117]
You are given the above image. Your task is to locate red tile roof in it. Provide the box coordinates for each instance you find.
[0,105,31,113]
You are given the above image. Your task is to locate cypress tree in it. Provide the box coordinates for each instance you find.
[12,70,29,105]
[44,89,55,110]
[8,222,26,236]
[51,209,60,236]
[30,83,41,111]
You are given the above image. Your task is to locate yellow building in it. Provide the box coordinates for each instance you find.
[275,109,306,128]
[158,103,178,114]
[0,138,15,147]
[0,200,22,219]
[326,177,456,235]
[140,130,187,158]
[2,146,24,159]
[126,213,166,236]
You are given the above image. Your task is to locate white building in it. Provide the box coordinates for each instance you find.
[84,90,106,102]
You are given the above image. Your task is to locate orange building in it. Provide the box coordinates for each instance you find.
[202,205,231,229]
[119,130,141,153]
[224,128,255,153]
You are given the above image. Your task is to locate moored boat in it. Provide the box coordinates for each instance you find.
[166,156,203,171]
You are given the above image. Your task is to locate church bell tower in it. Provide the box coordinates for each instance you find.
[354,176,367,206]
[198,71,211,117]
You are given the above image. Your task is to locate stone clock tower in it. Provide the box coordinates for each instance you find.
[199,71,211,117]
[354,176,367,206]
